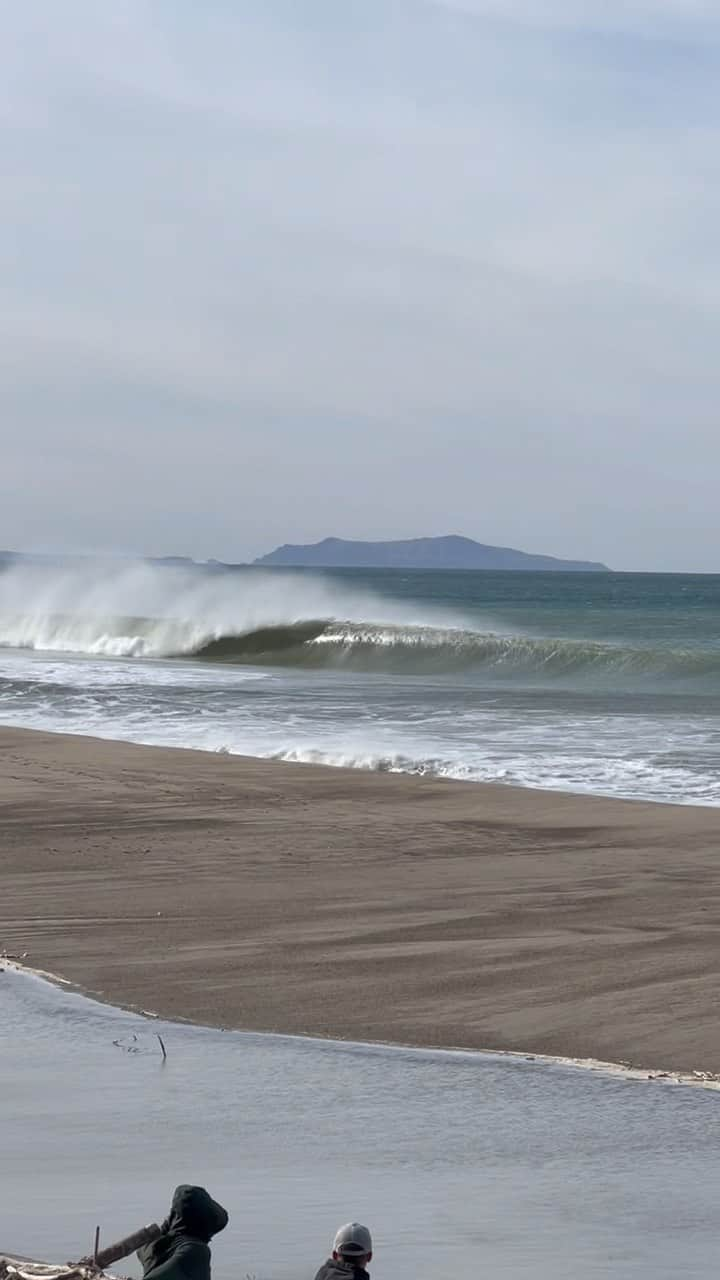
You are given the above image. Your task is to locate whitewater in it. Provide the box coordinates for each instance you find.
[1,559,719,804]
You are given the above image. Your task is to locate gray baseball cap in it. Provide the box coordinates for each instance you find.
[333,1223,373,1257]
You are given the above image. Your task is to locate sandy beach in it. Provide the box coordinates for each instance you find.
[1,725,720,1074]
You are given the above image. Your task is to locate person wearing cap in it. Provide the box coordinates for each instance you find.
[313,1223,373,1280]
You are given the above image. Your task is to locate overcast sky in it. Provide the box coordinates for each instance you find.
[2,1,719,570]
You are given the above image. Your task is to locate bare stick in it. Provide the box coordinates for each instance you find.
[93,1227,100,1266]
[157,1034,167,1060]
[84,1223,162,1270]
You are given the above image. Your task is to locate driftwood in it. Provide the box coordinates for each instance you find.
[91,1224,161,1270]
[1,1262,96,1280]
[1,1223,162,1280]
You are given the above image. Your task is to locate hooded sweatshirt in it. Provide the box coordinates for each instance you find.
[314,1260,370,1280]
[138,1186,229,1280]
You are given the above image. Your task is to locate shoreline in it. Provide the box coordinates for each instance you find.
[2,724,720,1077]
[3,717,718,812]
[4,958,720,1093]
[3,716,716,811]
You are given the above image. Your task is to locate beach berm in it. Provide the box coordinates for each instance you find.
[2,725,719,1074]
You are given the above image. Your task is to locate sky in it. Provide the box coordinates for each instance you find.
[2,0,719,570]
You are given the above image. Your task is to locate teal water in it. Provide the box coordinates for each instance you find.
[0,562,719,803]
[344,569,720,651]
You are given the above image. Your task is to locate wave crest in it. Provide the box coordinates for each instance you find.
[1,612,719,687]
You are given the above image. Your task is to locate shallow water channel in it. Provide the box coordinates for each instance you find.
[1,969,718,1279]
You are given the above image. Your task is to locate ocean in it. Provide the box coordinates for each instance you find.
[1,560,719,805]
[3,968,719,1280]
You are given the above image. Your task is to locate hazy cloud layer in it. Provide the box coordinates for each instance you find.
[2,0,719,568]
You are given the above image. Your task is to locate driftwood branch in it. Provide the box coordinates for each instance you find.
[92,1224,161,1270]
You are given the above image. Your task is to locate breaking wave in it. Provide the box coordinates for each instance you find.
[0,560,718,690]
[186,623,720,687]
[1,613,719,687]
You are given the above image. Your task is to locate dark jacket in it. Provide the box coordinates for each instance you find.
[314,1261,370,1280]
[138,1185,229,1280]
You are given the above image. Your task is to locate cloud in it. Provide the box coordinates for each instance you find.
[429,0,720,37]
[1,0,719,567]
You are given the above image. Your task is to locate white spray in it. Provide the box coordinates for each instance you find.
[0,559,469,658]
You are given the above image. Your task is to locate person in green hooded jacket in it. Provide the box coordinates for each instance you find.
[137,1186,229,1280]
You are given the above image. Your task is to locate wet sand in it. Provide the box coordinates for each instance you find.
[1,726,720,1073]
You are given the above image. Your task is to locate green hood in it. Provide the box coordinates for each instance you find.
[165,1186,229,1243]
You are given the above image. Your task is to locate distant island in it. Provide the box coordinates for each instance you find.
[254,535,609,572]
[0,539,609,574]
[0,550,198,569]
